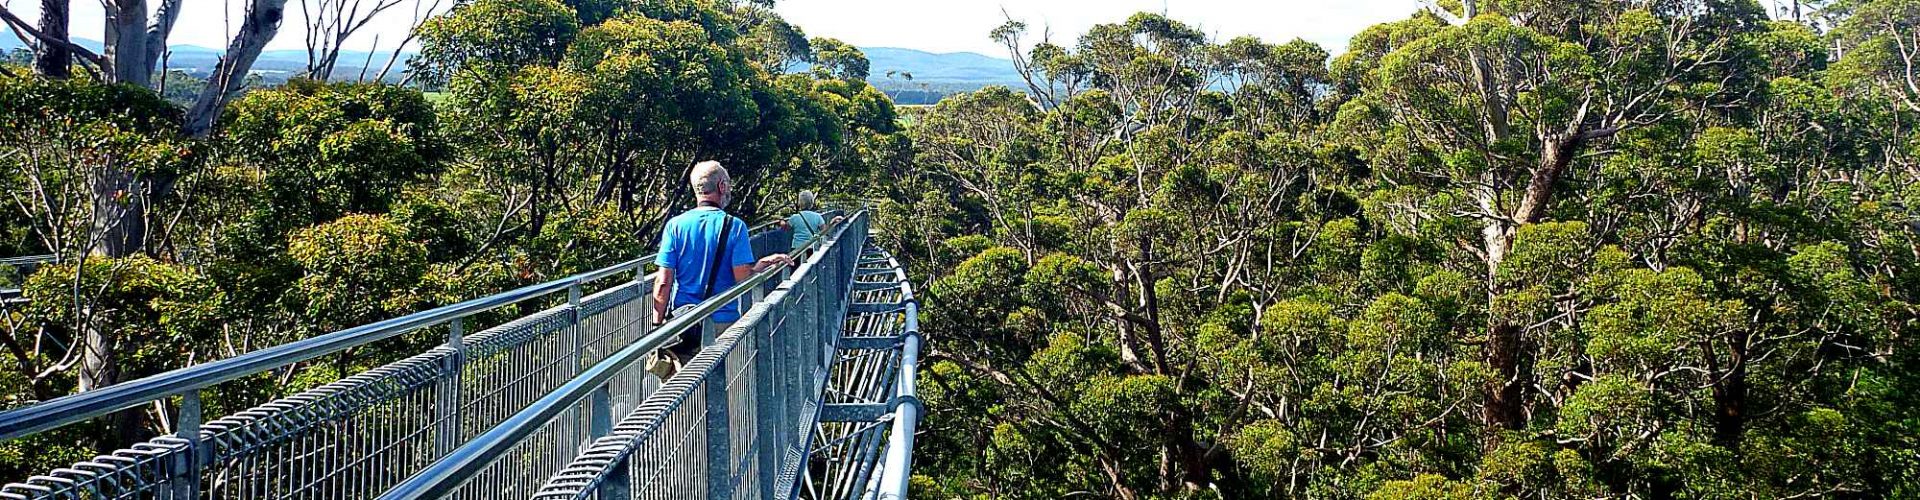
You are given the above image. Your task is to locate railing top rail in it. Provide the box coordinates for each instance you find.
[0,254,56,267]
[0,253,652,442]
[378,210,866,500]
[874,252,922,500]
[0,210,827,442]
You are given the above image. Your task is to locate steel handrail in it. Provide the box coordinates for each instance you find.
[0,212,833,442]
[0,255,56,267]
[0,253,653,442]
[378,213,856,499]
[874,257,921,500]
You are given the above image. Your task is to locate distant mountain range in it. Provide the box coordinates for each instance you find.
[0,36,414,82]
[3,37,1019,101]
[863,47,1021,86]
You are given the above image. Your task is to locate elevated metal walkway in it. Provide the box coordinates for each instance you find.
[0,254,54,304]
[0,210,920,500]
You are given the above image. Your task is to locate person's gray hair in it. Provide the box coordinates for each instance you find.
[691,160,728,195]
[798,190,817,209]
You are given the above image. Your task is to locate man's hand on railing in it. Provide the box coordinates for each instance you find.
[754,254,794,272]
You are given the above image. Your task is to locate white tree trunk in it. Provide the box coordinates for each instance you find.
[186,0,291,136]
[141,0,183,78]
[103,0,150,87]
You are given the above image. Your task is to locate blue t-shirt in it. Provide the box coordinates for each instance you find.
[787,210,826,251]
[656,207,755,322]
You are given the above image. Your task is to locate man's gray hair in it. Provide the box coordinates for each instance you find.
[691,160,728,195]
[798,190,817,209]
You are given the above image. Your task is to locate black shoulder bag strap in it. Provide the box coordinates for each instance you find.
[801,211,820,236]
[700,212,734,299]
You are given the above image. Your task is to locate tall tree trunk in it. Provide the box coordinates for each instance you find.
[77,321,117,392]
[1482,135,1585,432]
[33,0,70,78]
[78,0,156,457]
[1483,317,1528,429]
[103,0,151,87]
[1171,412,1212,491]
[1479,190,1527,431]
[1461,0,1534,434]
[1111,263,1144,367]
[77,285,143,451]
[1711,332,1749,450]
[91,168,148,257]
[185,0,290,137]
[142,0,183,80]
[83,165,145,454]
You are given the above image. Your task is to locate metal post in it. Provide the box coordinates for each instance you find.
[816,264,830,369]
[600,456,633,500]
[437,317,465,455]
[640,290,660,399]
[170,390,203,499]
[798,274,818,389]
[704,318,733,499]
[775,289,799,485]
[590,385,612,438]
[874,332,924,500]
[638,291,654,344]
[568,281,584,373]
[753,315,779,500]
[634,263,653,345]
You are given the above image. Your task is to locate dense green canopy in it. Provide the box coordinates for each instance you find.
[885,1,1920,498]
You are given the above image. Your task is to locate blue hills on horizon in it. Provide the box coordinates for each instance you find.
[3,37,1021,100]
[0,36,412,80]
[861,46,1022,86]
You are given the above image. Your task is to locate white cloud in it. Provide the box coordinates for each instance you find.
[5,0,1425,57]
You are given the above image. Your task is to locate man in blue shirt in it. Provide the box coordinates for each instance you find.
[780,190,845,252]
[650,161,791,369]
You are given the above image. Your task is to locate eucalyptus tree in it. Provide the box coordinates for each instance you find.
[1338,0,1772,432]
[901,3,1920,498]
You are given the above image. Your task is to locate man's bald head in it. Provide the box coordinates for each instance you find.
[691,161,731,204]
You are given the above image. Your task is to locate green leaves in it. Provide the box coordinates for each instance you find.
[416,0,579,81]
[287,214,427,328]
[891,5,1920,499]
[1230,419,1299,480]
[1347,293,1442,353]
[223,81,444,226]
[25,256,223,347]
[808,37,869,81]
[1371,14,1595,161]
[1367,473,1478,500]
[1556,374,1651,444]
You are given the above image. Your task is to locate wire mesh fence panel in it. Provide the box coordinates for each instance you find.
[0,266,650,500]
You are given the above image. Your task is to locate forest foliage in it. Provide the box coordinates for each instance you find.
[879,0,1920,498]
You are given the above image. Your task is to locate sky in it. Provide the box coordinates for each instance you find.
[3,0,1428,56]
[776,0,1427,56]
